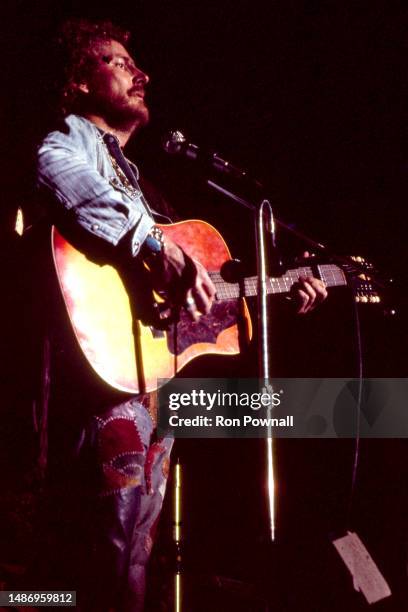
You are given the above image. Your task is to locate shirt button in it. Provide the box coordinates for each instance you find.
[92,223,99,231]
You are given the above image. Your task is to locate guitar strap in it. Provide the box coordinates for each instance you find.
[102,132,140,188]
[102,131,172,224]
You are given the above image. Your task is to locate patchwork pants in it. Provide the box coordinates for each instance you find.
[86,398,173,612]
[34,396,173,612]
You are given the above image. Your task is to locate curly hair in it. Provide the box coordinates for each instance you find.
[56,18,131,115]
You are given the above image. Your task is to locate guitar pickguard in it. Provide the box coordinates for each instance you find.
[166,300,240,355]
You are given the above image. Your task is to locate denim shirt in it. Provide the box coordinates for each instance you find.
[37,114,155,258]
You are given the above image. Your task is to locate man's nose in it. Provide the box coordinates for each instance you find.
[133,68,149,85]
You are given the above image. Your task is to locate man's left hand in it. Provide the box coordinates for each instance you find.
[291,251,328,314]
[293,276,328,314]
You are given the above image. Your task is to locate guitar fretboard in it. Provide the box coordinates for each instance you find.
[209,264,347,301]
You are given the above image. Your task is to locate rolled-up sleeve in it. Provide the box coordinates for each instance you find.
[37,118,154,257]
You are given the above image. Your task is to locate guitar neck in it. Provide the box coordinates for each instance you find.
[210,264,347,301]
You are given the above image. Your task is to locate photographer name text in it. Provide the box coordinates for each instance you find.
[168,414,294,428]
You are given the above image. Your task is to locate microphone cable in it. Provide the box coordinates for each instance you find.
[344,291,364,532]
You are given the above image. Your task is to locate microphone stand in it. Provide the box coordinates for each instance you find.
[208,179,280,541]
[256,199,278,542]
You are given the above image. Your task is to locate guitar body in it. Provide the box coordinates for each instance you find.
[52,220,251,394]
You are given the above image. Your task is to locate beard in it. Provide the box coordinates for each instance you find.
[89,89,150,132]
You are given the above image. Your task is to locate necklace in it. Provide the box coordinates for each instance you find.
[108,152,141,200]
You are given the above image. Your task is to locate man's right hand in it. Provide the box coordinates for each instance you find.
[149,235,216,320]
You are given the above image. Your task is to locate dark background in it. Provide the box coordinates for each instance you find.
[1,1,408,610]
[2,0,408,274]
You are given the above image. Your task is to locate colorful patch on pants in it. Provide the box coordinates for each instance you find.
[98,417,145,495]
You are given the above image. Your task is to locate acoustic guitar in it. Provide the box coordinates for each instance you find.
[52,219,380,394]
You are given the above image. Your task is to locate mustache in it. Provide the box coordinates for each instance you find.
[129,86,146,96]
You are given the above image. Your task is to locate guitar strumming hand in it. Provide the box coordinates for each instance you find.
[148,233,216,321]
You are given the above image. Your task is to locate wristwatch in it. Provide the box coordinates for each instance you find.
[141,225,165,260]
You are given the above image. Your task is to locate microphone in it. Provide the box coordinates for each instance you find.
[162,129,257,184]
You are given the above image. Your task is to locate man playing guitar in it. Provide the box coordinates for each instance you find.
[33,18,327,611]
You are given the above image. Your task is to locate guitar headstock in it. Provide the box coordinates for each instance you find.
[345,256,381,304]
